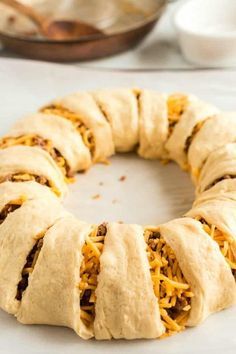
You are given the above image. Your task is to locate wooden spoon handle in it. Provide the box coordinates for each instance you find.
[1,0,46,28]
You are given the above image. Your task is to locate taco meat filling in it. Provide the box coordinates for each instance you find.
[167,94,188,136]
[0,197,26,225]
[0,173,60,197]
[144,228,194,336]
[205,175,236,192]
[41,105,95,156]
[184,121,205,154]
[16,231,45,301]
[197,217,236,279]
[79,223,107,327]
[0,135,74,182]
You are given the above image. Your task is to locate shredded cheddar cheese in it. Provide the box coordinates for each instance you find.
[79,223,107,327]
[167,94,188,136]
[0,173,61,197]
[0,134,74,183]
[144,227,194,336]
[41,105,95,156]
[192,167,200,181]
[197,217,236,278]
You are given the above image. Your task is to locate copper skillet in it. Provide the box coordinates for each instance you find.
[0,0,167,62]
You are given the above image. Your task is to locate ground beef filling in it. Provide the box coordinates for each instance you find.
[197,217,236,279]
[205,175,236,192]
[0,197,26,225]
[167,94,188,137]
[79,223,107,327]
[0,173,60,197]
[184,121,205,154]
[0,134,74,182]
[41,105,95,156]
[16,233,44,301]
[145,228,193,336]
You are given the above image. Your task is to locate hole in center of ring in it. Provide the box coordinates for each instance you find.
[64,153,195,225]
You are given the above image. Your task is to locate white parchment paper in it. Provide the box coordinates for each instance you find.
[0,58,235,354]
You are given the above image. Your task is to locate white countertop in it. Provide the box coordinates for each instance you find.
[81,1,194,71]
[0,1,196,71]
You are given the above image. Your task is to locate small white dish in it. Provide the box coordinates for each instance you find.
[174,0,236,67]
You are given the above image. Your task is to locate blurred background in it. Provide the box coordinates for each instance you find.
[0,0,235,69]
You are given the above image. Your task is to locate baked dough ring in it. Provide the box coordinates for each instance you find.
[16,216,93,339]
[50,92,115,162]
[92,88,139,152]
[138,90,168,159]
[0,145,67,197]
[0,197,68,315]
[188,113,236,182]
[159,218,236,326]
[94,223,165,340]
[7,112,91,172]
[165,98,218,169]
[197,143,236,194]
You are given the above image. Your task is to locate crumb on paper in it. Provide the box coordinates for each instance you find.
[92,194,101,200]
[112,199,118,204]
[99,182,104,186]
[119,175,127,182]
[118,220,124,224]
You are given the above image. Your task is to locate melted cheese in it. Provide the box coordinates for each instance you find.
[41,105,95,156]
[144,227,194,336]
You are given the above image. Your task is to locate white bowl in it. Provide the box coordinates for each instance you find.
[174,0,236,67]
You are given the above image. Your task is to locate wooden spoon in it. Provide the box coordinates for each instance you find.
[2,0,104,40]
